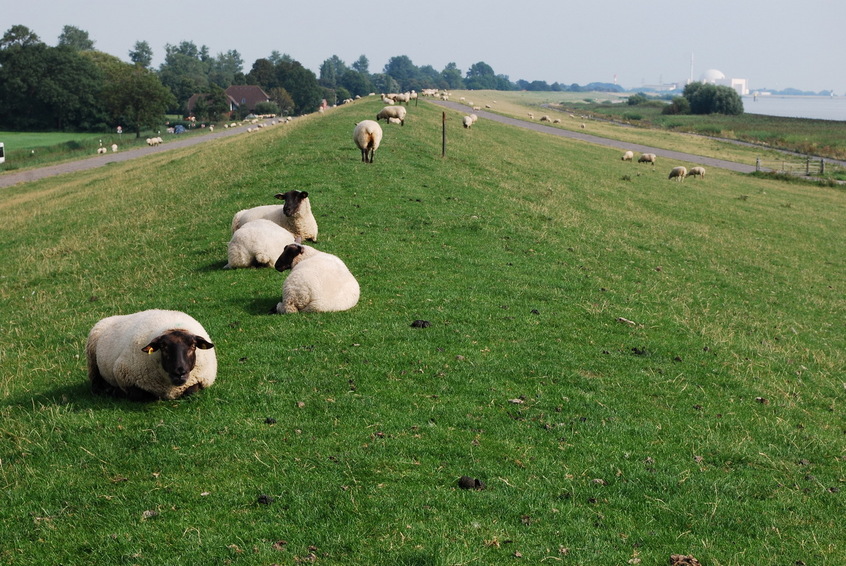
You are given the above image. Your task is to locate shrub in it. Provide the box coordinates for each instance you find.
[662,96,690,115]
[683,82,743,115]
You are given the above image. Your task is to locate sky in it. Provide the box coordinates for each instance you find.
[6,0,846,94]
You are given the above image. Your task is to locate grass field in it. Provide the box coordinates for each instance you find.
[1,96,845,565]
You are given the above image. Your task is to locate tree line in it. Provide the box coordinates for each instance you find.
[0,24,624,135]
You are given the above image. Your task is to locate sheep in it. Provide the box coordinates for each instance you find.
[272,243,360,314]
[462,115,473,128]
[225,219,297,269]
[86,309,216,401]
[111,144,118,153]
[621,150,634,161]
[353,119,383,163]
[638,153,657,165]
[231,190,318,242]
[376,105,406,126]
[668,166,687,181]
[540,115,551,122]
[387,117,402,125]
[688,166,706,179]
[97,147,107,154]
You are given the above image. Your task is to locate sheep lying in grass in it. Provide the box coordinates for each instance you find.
[86,309,216,401]
[272,243,360,314]
[621,150,634,161]
[376,105,406,126]
[638,153,657,165]
[353,119,383,163]
[231,190,318,242]
[225,219,297,269]
[688,166,706,179]
[668,166,687,181]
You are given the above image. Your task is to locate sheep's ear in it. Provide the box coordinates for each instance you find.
[141,336,164,353]
[299,191,308,199]
[194,336,214,350]
[274,192,285,200]
[294,236,303,244]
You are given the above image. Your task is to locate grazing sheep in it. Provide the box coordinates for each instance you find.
[353,119,383,163]
[272,244,360,314]
[231,190,318,242]
[387,117,402,125]
[86,309,216,401]
[621,150,634,161]
[462,115,473,128]
[688,166,706,179]
[540,115,551,122]
[638,153,657,165]
[553,118,561,124]
[225,219,297,269]
[376,105,406,126]
[668,166,687,181]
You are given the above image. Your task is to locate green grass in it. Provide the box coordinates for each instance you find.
[1,97,845,565]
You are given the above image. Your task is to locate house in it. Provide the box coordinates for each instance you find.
[187,85,271,117]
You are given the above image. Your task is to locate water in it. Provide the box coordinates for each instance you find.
[742,95,846,121]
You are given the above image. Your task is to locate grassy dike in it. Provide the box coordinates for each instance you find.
[1,96,844,565]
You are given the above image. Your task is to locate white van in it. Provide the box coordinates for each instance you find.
[0,142,4,164]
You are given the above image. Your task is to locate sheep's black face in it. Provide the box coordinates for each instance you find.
[142,330,214,386]
[275,243,304,272]
[275,190,308,217]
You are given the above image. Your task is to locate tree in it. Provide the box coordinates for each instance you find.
[129,40,153,68]
[209,50,243,87]
[662,96,690,115]
[1,25,42,49]
[683,82,743,115]
[351,55,369,75]
[246,58,278,90]
[57,25,95,51]
[441,62,464,89]
[339,69,372,97]
[465,61,496,90]
[158,42,211,111]
[268,87,295,116]
[383,55,418,91]
[95,54,175,136]
[275,60,322,114]
[319,55,348,88]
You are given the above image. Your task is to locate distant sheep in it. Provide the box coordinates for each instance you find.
[225,219,297,269]
[668,166,687,181]
[111,144,118,153]
[540,115,551,122]
[353,119,383,163]
[621,150,634,161]
[688,166,706,179]
[638,153,657,165]
[97,147,107,154]
[86,309,216,401]
[376,105,406,126]
[462,115,473,128]
[272,243,360,314]
[231,190,318,242]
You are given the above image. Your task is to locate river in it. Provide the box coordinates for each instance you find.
[742,95,846,121]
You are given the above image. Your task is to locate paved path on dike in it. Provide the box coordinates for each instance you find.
[429,99,759,174]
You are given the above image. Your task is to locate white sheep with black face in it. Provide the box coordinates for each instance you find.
[621,150,634,161]
[86,310,216,401]
[230,190,318,242]
[272,244,360,314]
[638,153,657,165]
[225,219,297,269]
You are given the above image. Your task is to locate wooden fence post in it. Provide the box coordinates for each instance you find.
[442,112,446,158]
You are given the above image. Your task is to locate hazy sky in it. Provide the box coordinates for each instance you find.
[7,0,845,94]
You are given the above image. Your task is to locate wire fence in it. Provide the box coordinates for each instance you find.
[755,157,828,176]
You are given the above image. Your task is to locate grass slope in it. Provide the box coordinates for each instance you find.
[1,97,844,565]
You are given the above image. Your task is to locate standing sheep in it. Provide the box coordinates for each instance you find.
[621,150,634,161]
[638,153,657,165]
[462,115,473,128]
[668,166,687,181]
[272,243,360,314]
[230,190,318,242]
[376,105,406,126]
[225,219,297,269]
[86,309,216,401]
[353,119,383,163]
[688,166,706,179]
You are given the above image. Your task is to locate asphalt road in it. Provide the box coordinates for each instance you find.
[428,99,759,174]
[0,120,269,189]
